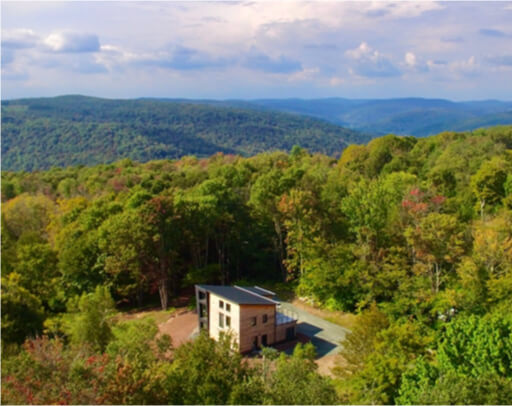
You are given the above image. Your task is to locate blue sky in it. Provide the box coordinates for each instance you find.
[2,1,512,100]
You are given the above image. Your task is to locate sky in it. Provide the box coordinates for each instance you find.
[2,1,512,101]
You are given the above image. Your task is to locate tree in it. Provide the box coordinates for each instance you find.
[1,273,45,344]
[397,313,512,404]
[2,193,55,239]
[65,285,115,351]
[164,332,249,404]
[471,157,510,219]
[405,213,465,294]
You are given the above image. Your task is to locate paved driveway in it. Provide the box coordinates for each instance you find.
[279,301,350,357]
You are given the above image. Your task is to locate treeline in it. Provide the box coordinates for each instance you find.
[1,96,367,171]
[2,125,512,404]
[2,285,337,405]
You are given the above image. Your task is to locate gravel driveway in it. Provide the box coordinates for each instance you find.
[279,301,350,357]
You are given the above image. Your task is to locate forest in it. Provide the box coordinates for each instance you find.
[2,125,512,404]
[1,96,367,171]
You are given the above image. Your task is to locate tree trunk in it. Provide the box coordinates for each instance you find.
[158,278,168,310]
[480,199,485,222]
[273,218,286,281]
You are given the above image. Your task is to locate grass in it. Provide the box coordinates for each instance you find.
[290,298,358,330]
[115,307,177,325]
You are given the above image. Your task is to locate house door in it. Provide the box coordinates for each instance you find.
[261,334,268,347]
[252,336,259,350]
[286,327,295,340]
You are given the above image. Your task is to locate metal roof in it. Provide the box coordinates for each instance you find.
[196,285,277,305]
[239,286,276,297]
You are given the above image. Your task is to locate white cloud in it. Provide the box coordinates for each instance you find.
[43,32,100,53]
[345,42,401,77]
[2,28,39,49]
[405,52,417,67]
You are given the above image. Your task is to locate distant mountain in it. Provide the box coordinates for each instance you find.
[245,98,512,137]
[153,97,512,137]
[1,96,368,171]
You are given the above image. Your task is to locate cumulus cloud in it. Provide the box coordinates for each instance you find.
[43,32,100,53]
[2,28,39,49]
[405,52,417,67]
[145,46,230,71]
[402,52,429,73]
[345,42,401,78]
[244,50,302,74]
[363,2,444,19]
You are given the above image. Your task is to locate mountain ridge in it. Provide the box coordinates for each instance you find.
[1,96,368,171]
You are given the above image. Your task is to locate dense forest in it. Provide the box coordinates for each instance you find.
[150,97,512,137]
[1,96,368,171]
[2,125,512,404]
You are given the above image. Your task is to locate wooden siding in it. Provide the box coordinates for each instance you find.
[238,304,276,353]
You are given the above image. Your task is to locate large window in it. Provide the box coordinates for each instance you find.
[219,313,224,328]
[262,314,268,323]
[226,303,231,312]
[251,316,257,326]
[226,316,231,327]
[219,300,224,309]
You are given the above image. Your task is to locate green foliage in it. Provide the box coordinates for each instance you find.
[2,125,512,404]
[1,96,365,171]
[397,313,512,405]
[1,273,45,344]
[163,332,249,404]
[65,286,115,351]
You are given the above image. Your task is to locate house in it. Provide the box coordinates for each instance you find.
[195,284,298,353]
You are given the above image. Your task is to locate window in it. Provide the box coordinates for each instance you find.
[262,314,268,323]
[226,316,231,327]
[199,291,206,300]
[219,300,224,309]
[226,303,231,312]
[219,313,224,328]
[262,334,268,346]
[199,303,206,318]
[251,316,257,326]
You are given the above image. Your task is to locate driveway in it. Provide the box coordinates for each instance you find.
[158,310,198,347]
[279,301,350,357]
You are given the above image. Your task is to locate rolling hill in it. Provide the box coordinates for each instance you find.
[1,96,369,171]
[156,97,512,137]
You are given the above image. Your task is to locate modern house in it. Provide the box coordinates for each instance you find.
[195,285,298,353]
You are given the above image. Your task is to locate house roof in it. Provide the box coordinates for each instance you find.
[239,286,276,297]
[196,285,278,305]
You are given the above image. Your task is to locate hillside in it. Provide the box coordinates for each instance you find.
[1,96,368,171]
[2,125,512,404]
[159,97,512,137]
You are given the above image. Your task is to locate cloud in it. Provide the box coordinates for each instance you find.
[137,45,230,71]
[2,48,15,67]
[487,55,512,66]
[403,52,429,73]
[303,43,338,51]
[405,52,417,67]
[362,2,444,19]
[441,36,464,43]
[244,50,302,74]
[345,42,401,78]
[44,32,100,53]
[479,28,508,38]
[2,28,39,49]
